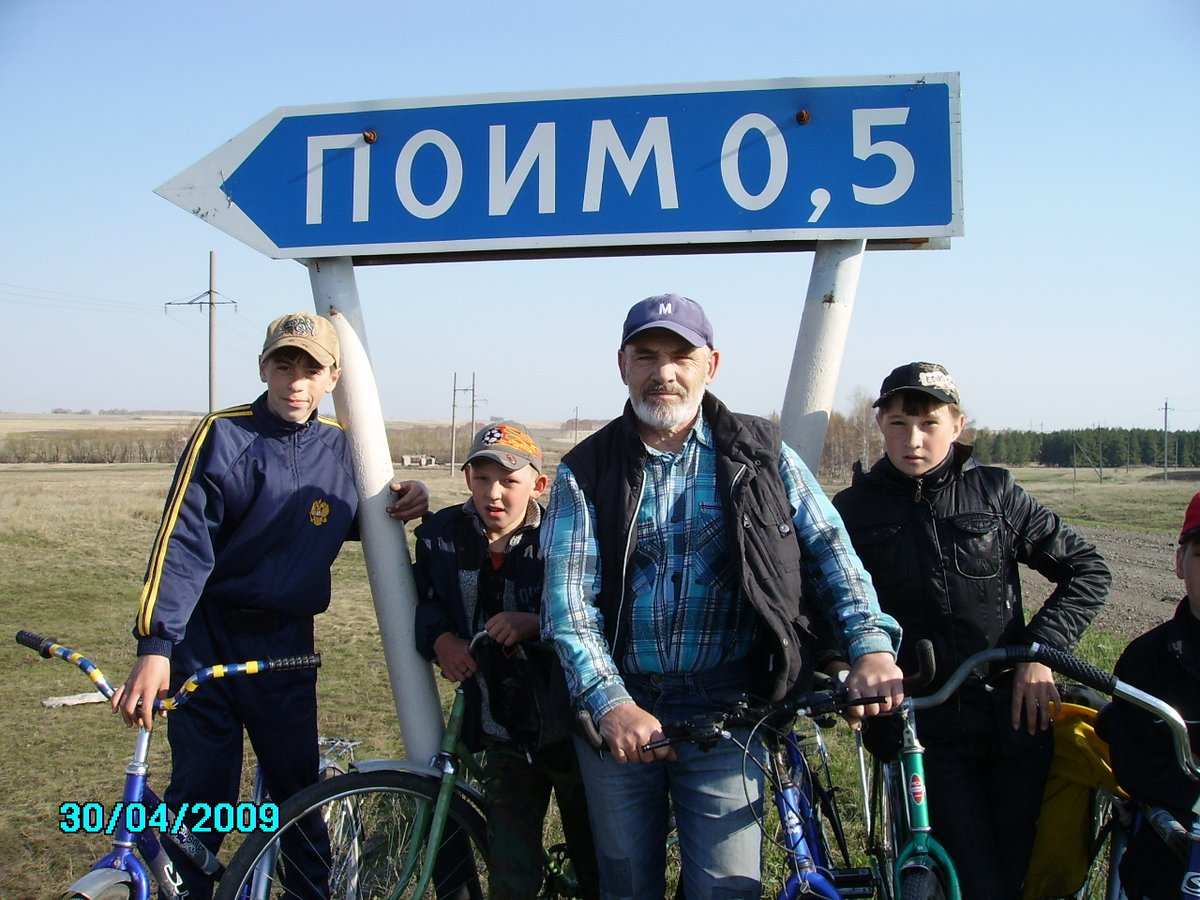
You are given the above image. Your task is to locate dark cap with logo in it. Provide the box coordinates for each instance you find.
[621,293,714,348]
[463,421,543,474]
[873,361,961,408]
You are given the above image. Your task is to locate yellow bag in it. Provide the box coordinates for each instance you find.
[1022,702,1128,899]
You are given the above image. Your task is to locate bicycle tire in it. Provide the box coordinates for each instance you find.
[1071,788,1117,899]
[899,863,948,900]
[215,769,489,899]
[867,758,905,900]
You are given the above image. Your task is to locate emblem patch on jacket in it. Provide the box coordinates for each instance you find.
[310,499,331,526]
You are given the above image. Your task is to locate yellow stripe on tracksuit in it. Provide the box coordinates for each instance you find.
[135,406,255,637]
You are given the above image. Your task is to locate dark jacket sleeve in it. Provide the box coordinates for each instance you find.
[134,416,226,657]
[1002,474,1110,650]
[1108,633,1200,823]
[412,514,458,661]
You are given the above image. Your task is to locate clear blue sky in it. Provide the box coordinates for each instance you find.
[2,0,1197,431]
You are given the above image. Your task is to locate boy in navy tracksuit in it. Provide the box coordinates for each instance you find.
[113,311,427,898]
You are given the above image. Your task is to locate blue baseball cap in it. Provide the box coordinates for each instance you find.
[621,293,714,348]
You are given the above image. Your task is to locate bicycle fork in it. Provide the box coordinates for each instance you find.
[771,743,873,900]
[894,712,961,900]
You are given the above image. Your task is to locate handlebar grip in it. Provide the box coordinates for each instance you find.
[1027,645,1118,694]
[902,638,936,690]
[575,707,606,752]
[15,630,52,656]
[266,653,322,672]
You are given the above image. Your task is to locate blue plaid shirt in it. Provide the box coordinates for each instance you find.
[541,414,900,720]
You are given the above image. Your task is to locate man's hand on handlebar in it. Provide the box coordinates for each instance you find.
[599,702,677,764]
[844,651,906,727]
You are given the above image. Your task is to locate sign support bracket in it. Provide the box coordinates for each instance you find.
[780,239,867,472]
[305,256,444,763]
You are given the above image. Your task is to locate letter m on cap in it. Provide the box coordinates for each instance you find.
[658,301,673,314]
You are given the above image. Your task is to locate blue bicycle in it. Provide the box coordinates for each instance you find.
[581,673,878,899]
[16,629,326,900]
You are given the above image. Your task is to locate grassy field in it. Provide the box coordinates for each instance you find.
[1,462,1195,897]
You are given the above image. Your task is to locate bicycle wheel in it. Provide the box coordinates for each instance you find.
[899,863,948,900]
[867,758,905,900]
[1070,788,1119,899]
[215,769,489,899]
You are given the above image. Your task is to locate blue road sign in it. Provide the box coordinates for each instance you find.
[157,75,961,260]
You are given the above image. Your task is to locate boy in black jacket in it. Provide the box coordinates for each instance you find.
[1107,492,1200,899]
[832,361,1110,900]
[414,422,597,898]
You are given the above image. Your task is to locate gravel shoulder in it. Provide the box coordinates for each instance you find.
[1020,525,1182,644]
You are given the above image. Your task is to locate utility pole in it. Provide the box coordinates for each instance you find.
[164,250,234,412]
[208,252,216,412]
[469,372,477,439]
[449,372,472,471]
[1164,398,1172,484]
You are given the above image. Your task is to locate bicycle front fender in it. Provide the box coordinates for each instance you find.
[896,840,962,900]
[61,866,135,900]
[352,757,487,808]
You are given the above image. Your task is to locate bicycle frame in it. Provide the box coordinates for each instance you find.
[392,684,487,896]
[868,641,1200,900]
[16,629,319,900]
[770,722,866,900]
[639,688,873,899]
[888,702,961,899]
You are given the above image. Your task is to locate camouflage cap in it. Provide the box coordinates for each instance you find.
[260,312,340,369]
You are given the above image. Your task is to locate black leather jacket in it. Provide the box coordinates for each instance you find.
[833,445,1110,707]
[1106,599,1200,897]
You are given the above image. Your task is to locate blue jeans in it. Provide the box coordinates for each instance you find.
[574,663,763,899]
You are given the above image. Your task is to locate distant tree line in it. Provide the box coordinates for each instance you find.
[4,412,1195,473]
[817,391,1199,480]
[0,427,196,464]
[0,421,539,466]
[970,426,1200,469]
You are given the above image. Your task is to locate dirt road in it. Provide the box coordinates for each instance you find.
[1020,526,1182,643]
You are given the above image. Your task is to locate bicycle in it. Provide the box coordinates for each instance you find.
[216,631,586,899]
[15,629,329,900]
[860,641,1200,900]
[574,671,879,899]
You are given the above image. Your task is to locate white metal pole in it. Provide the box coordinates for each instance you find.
[305,257,444,764]
[779,239,866,472]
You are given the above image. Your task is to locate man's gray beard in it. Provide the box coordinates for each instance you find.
[631,390,704,433]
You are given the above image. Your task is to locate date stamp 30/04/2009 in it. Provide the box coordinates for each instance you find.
[59,800,278,835]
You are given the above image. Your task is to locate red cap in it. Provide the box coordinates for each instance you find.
[1181,492,1200,546]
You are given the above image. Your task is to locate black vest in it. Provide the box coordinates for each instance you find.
[562,393,812,701]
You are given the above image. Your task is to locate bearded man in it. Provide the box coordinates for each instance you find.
[540,293,905,898]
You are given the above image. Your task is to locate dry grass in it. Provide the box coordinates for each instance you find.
[1,461,1191,897]
[0,464,472,898]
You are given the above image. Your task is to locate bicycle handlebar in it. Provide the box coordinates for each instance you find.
[15,630,321,712]
[575,639,939,755]
[909,642,1198,782]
